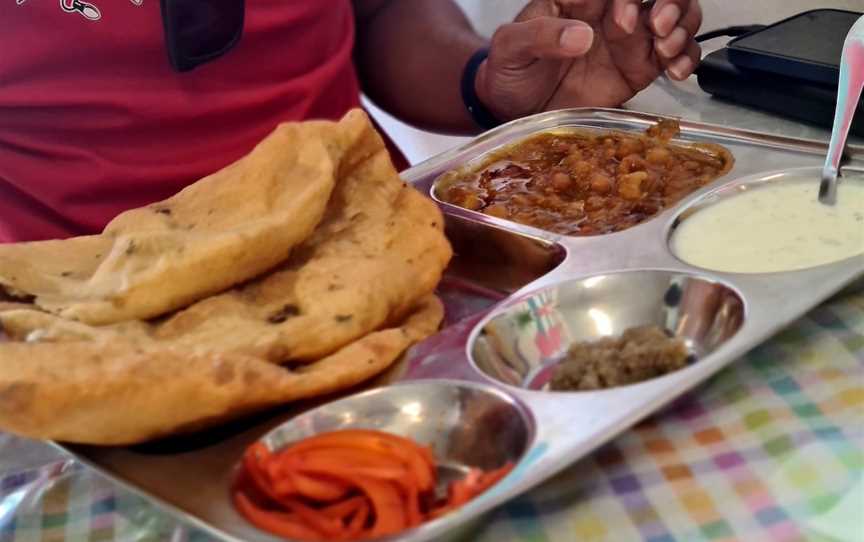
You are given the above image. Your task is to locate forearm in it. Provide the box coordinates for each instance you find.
[354,0,486,134]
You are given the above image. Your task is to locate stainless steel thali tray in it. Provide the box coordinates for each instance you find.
[57,108,864,542]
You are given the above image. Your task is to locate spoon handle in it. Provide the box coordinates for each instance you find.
[820,15,864,204]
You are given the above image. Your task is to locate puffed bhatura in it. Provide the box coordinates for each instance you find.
[0,110,452,445]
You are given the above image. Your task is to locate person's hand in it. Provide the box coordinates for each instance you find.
[476,0,702,121]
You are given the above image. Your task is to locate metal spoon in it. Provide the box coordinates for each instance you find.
[819,14,864,205]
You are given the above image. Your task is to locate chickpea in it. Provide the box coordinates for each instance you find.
[483,204,509,218]
[618,154,645,174]
[616,137,644,159]
[551,172,572,191]
[640,171,661,194]
[647,119,679,140]
[589,173,612,194]
[461,193,483,210]
[618,171,648,200]
[541,196,560,209]
[646,146,671,165]
[551,140,569,154]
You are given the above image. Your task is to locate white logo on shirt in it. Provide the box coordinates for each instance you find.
[60,0,101,20]
[15,0,143,21]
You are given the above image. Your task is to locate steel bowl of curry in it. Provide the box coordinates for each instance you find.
[434,120,734,236]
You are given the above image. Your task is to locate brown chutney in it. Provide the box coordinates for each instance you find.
[549,325,690,391]
[436,121,734,236]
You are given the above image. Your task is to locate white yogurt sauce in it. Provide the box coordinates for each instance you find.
[672,177,864,273]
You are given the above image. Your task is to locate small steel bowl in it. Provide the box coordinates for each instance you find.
[237,379,535,541]
[469,270,745,391]
[668,167,864,274]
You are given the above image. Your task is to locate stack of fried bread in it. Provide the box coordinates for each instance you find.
[0,110,452,445]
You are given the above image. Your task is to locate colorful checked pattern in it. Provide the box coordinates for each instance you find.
[2,288,862,542]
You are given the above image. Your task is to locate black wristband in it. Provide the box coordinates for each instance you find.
[461,48,502,130]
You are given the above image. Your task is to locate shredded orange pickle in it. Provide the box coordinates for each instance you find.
[232,429,514,540]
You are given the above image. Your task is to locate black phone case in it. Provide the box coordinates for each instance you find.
[695,48,864,137]
[725,9,860,86]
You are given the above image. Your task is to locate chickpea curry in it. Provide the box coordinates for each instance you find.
[437,121,734,236]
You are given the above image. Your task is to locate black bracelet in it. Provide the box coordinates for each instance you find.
[461,47,502,130]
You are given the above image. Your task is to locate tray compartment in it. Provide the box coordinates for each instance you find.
[470,270,745,391]
[247,380,536,541]
[667,166,864,274]
[437,212,565,325]
[430,125,735,240]
[259,379,534,472]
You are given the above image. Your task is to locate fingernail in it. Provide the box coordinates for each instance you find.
[617,4,639,34]
[653,4,681,37]
[560,23,594,55]
[657,26,687,57]
[668,55,693,80]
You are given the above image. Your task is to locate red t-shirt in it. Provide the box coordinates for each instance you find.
[1,0,376,243]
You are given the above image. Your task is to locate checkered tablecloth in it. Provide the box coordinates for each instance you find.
[2,287,862,542]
